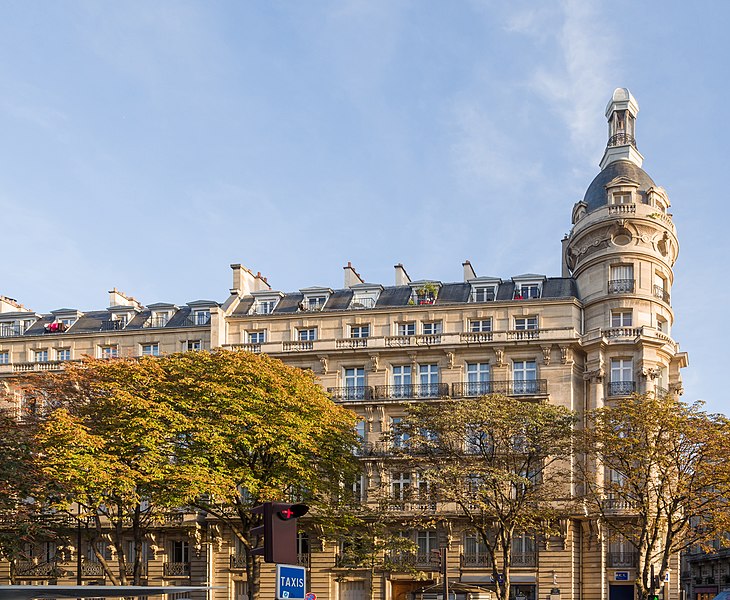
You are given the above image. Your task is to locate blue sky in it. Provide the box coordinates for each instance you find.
[1,1,727,413]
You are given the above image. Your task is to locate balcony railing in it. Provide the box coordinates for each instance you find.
[13,360,71,373]
[608,132,636,148]
[374,383,449,399]
[653,285,670,303]
[608,381,636,397]
[283,341,314,351]
[143,317,170,329]
[607,551,638,568]
[385,334,442,347]
[603,327,642,338]
[608,203,636,215]
[0,325,26,338]
[510,552,537,567]
[163,562,190,577]
[181,315,211,326]
[386,552,435,568]
[14,560,63,578]
[452,380,548,397]
[230,554,246,569]
[81,562,106,577]
[328,386,374,401]
[124,562,148,577]
[350,297,376,310]
[99,320,125,331]
[608,279,635,294]
[336,338,368,349]
[460,332,493,343]
[507,329,539,341]
[461,553,493,568]
[602,497,637,511]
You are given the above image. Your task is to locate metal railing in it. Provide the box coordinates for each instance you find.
[374,383,449,399]
[452,380,548,397]
[124,562,148,577]
[608,381,636,396]
[81,562,106,577]
[0,325,26,337]
[608,279,635,294]
[350,297,376,309]
[99,320,125,331]
[143,317,170,329]
[328,386,374,401]
[14,560,63,578]
[163,562,190,577]
[510,552,537,567]
[461,553,493,568]
[653,285,670,303]
[607,551,638,568]
[608,132,636,148]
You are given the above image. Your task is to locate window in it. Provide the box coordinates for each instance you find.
[419,364,439,397]
[464,532,490,565]
[471,286,496,302]
[611,310,632,327]
[466,363,490,396]
[141,343,160,356]
[511,534,536,564]
[247,330,266,344]
[194,310,211,325]
[422,321,442,335]
[303,296,327,311]
[512,360,537,394]
[390,417,410,449]
[470,319,492,332]
[397,322,415,336]
[254,298,278,315]
[59,317,76,328]
[611,192,632,205]
[355,420,366,444]
[151,311,170,327]
[344,367,366,400]
[34,349,48,363]
[654,273,669,302]
[609,265,634,293]
[352,474,366,502]
[56,349,71,361]
[113,314,128,327]
[186,340,202,351]
[391,471,411,500]
[609,359,634,395]
[350,325,370,338]
[100,345,118,359]
[514,283,541,299]
[417,530,438,557]
[170,540,190,563]
[0,351,8,364]
[298,328,317,341]
[350,293,378,309]
[392,365,412,398]
[514,316,538,330]
[656,315,668,333]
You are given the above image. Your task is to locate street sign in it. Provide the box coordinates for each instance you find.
[305,593,317,600]
[276,564,307,600]
[615,572,629,581]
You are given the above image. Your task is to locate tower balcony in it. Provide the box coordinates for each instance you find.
[607,381,637,397]
[608,279,635,294]
[607,132,637,148]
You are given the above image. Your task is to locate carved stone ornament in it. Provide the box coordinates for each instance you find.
[364,406,374,430]
[446,351,455,369]
[365,462,374,477]
[541,345,552,365]
[560,345,572,365]
[583,368,605,383]
[319,355,329,374]
[369,353,380,372]
[377,406,386,428]
[494,347,504,367]
[641,367,659,380]
[190,524,203,557]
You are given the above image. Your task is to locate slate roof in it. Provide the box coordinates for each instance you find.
[583,159,656,213]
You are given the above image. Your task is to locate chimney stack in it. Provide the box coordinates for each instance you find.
[463,260,477,281]
[108,288,143,310]
[394,264,411,286]
[231,264,270,295]
[344,262,364,288]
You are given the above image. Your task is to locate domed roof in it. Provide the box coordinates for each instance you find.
[582,160,656,212]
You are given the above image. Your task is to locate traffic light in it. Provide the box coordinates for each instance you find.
[250,502,309,564]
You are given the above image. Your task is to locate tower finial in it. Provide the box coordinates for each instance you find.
[599,88,644,170]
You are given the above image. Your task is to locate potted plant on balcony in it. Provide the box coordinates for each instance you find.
[416,283,438,305]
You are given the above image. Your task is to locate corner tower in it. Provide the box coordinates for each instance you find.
[566,88,687,410]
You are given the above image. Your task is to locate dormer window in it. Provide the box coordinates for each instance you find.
[299,287,333,312]
[193,309,211,325]
[349,284,382,310]
[512,276,545,300]
[409,282,440,305]
[249,292,283,315]
[611,192,632,205]
[471,286,496,302]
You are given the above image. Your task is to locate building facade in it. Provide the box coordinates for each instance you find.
[0,89,688,600]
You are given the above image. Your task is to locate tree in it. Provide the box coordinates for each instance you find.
[397,395,575,600]
[582,394,730,600]
[156,350,359,600]
[25,357,188,585]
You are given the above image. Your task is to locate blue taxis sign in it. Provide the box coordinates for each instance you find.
[276,564,306,600]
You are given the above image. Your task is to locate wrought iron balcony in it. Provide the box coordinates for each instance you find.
[607,551,638,568]
[99,320,125,331]
[461,553,493,568]
[163,562,190,577]
[510,552,537,567]
[653,285,670,303]
[328,386,374,401]
[81,562,106,577]
[230,554,246,569]
[452,379,548,397]
[374,383,449,399]
[386,552,435,568]
[143,317,170,329]
[124,562,148,577]
[608,381,636,397]
[181,315,211,326]
[608,132,636,148]
[608,279,635,294]
[14,560,64,578]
